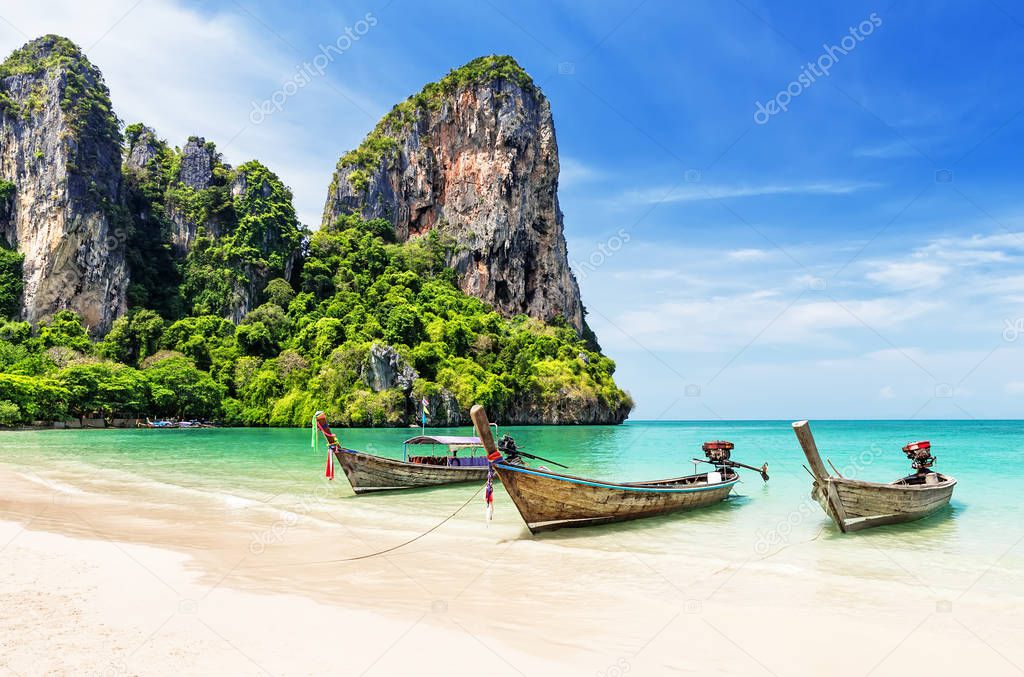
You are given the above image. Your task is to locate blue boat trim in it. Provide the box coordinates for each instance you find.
[496,463,739,493]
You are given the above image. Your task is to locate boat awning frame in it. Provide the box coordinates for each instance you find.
[403,435,483,448]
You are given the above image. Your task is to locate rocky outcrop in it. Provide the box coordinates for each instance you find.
[124,125,160,172]
[322,55,585,334]
[220,160,302,323]
[0,35,127,334]
[413,392,630,427]
[498,395,632,426]
[420,388,461,427]
[179,137,214,190]
[166,136,224,255]
[361,343,417,392]
[121,124,302,323]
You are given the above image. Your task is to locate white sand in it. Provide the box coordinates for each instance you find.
[1,465,1022,676]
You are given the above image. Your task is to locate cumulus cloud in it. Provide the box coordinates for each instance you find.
[612,180,881,207]
[852,140,919,159]
[603,293,938,353]
[866,261,950,290]
[558,157,603,187]
[726,248,771,261]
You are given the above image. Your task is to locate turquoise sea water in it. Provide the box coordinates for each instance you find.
[2,420,1022,598]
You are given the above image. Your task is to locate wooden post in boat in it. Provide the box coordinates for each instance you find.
[470,405,499,458]
[793,420,851,531]
[792,420,830,481]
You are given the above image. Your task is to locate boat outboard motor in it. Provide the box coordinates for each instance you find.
[902,440,935,473]
[698,440,769,482]
[497,434,521,462]
[702,440,734,464]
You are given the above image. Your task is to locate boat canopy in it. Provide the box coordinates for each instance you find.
[404,435,482,447]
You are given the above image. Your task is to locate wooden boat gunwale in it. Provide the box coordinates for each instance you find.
[335,446,491,472]
[493,462,741,533]
[331,445,490,495]
[495,462,741,494]
[831,473,957,491]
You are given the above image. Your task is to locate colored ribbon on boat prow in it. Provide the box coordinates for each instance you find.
[469,404,502,522]
[485,464,495,522]
[314,410,339,481]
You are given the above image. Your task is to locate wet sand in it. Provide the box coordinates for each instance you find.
[1,463,1022,675]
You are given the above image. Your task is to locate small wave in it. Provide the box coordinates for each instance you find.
[16,471,89,495]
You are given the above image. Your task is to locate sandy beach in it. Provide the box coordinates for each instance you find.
[2,460,1023,676]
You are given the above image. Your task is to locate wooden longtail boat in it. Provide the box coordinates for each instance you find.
[137,418,215,429]
[792,420,957,533]
[315,412,490,494]
[470,405,758,534]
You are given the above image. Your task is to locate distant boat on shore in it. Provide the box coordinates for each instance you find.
[137,419,216,429]
[792,420,957,533]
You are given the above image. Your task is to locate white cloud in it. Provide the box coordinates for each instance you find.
[603,293,938,353]
[866,261,950,290]
[726,248,771,261]
[611,268,686,281]
[575,220,1024,417]
[558,157,602,187]
[914,231,1024,266]
[852,140,919,159]
[614,180,880,206]
[1006,382,1024,395]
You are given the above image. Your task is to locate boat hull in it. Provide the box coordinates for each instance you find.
[333,449,489,494]
[494,463,738,533]
[812,474,956,533]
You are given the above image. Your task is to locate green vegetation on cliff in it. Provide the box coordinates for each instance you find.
[0,239,23,320]
[0,213,631,427]
[121,123,183,316]
[182,159,304,317]
[120,128,304,320]
[0,180,21,318]
[0,44,632,428]
[0,35,120,144]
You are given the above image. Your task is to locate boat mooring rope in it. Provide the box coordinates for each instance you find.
[755,525,826,561]
[248,484,485,568]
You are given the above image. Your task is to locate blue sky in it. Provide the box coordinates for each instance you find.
[4,0,1024,419]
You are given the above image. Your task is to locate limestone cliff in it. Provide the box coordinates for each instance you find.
[0,35,127,333]
[167,136,224,255]
[322,55,585,334]
[122,125,302,322]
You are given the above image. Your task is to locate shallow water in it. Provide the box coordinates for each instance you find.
[2,420,1022,601]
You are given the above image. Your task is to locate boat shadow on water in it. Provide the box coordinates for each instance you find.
[817,500,963,544]
[333,480,479,500]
